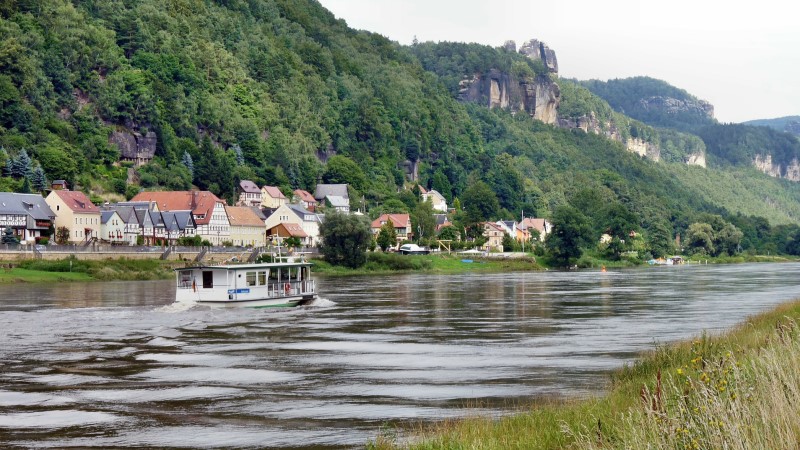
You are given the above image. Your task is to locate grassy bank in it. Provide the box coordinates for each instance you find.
[370,299,800,449]
[311,253,542,276]
[0,257,175,282]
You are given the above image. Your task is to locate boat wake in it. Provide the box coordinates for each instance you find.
[303,297,336,308]
[155,300,198,313]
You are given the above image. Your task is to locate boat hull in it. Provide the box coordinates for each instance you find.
[189,294,316,308]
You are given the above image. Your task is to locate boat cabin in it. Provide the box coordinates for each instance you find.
[175,262,315,307]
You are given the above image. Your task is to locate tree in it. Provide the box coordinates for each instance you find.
[461,180,500,225]
[412,199,436,244]
[1,226,18,244]
[55,226,71,244]
[716,223,743,256]
[31,166,47,192]
[376,220,397,251]
[319,210,372,268]
[685,222,715,255]
[181,151,194,178]
[322,155,367,192]
[546,205,592,267]
[9,148,32,179]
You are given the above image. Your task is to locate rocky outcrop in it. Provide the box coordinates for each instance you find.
[785,159,800,181]
[458,70,560,125]
[686,152,707,167]
[518,39,558,74]
[109,130,156,166]
[639,96,714,120]
[754,154,800,181]
[626,138,660,161]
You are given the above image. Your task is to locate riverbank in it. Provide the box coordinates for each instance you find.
[0,257,176,283]
[371,299,800,449]
[310,252,542,276]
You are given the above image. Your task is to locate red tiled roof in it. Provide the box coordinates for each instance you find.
[293,189,317,203]
[371,213,411,229]
[262,186,286,199]
[131,191,221,225]
[53,190,100,213]
[521,218,550,233]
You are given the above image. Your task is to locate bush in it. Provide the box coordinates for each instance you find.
[364,252,432,271]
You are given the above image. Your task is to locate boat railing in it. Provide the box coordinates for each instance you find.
[267,280,315,297]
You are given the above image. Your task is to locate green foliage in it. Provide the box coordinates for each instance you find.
[319,210,372,268]
[546,205,592,267]
[2,226,18,244]
[376,220,397,251]
[580,76,715,131]
[462,180,500,225]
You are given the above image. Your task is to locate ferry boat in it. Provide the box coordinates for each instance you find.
[175,260,316,308]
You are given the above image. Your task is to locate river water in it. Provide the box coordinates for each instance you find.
[0,263,798,448]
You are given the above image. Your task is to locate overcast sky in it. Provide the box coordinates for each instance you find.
[319,0,799,123]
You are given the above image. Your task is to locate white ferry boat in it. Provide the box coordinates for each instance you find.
[175,260,316,308]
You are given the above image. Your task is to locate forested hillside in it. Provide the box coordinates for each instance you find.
[1,0,799,258]
[582,77,800,171]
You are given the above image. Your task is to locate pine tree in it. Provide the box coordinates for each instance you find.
[181,151,194,177]
[31,166,48,192]
[20,176,31,193]
[1,226,18,244]
[10,149,32,179]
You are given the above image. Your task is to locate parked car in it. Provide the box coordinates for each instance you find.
[398,244,430,255]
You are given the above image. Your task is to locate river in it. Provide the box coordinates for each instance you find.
[0,263,798,448]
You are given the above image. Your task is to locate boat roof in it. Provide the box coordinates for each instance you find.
[175,261,312,271]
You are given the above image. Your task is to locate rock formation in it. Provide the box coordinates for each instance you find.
[109,130,156,166]
[686,152,707,167]
[518,39,558,74]
[754,154,800,181]
[457,38,561,125]
[458,69,560,125]
[639,96,714,120]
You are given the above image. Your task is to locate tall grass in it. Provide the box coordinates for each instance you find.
[576,319,800,449]
[371,301,800,449]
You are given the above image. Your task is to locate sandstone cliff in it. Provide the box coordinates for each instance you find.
[754,154,800,182]
[458,70,560,125]
[639,96,714,120]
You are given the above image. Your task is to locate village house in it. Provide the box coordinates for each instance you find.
[261,185,287,209]
[45,190,101,243]
[237,180,262,207]
[293,189,318,212]
[100,210,126,244]
[482,222,505,252]
[0,192,55,243]
[226,205,266,247]
[314,184,350,214]
[370,213,413,248]
[433,214,453,232]
[520,217,552,241]
[419,186,448,212]
[131,191,229,245]
[267,222,308,248]
[264,203,321,247]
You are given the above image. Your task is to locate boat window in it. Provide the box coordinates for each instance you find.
[179,271,192,288]
[246,272,257,287]
[269,269,278,282]
[258,271,267,286]
[202,271,213,289]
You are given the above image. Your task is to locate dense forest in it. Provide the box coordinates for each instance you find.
[0,0,799,261]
